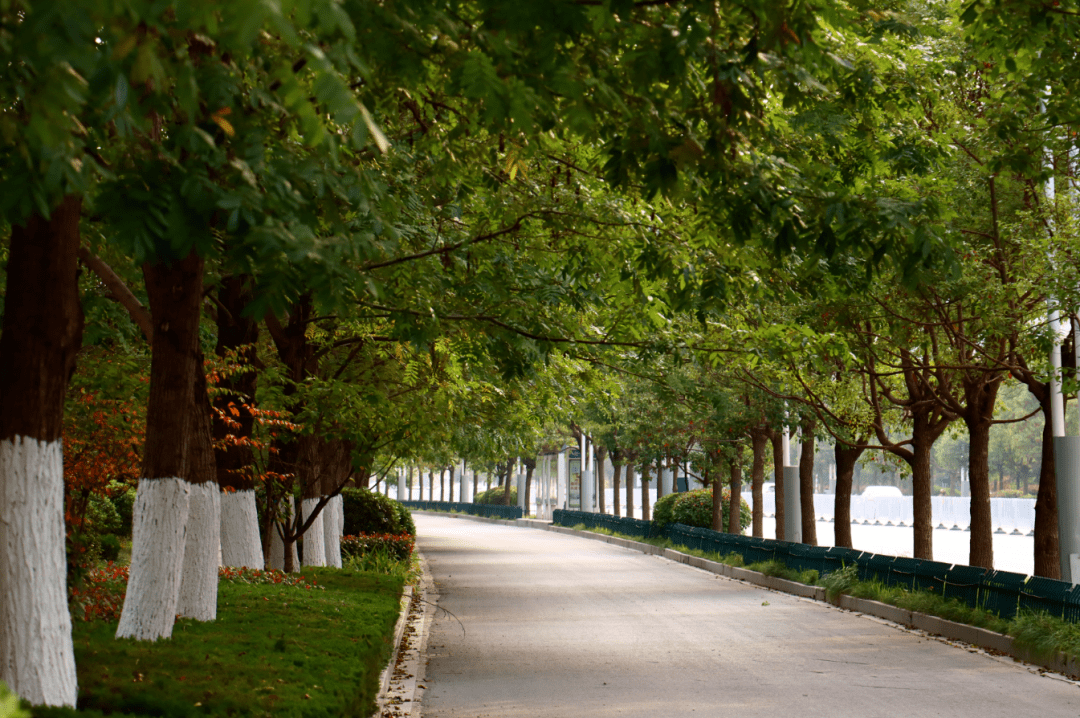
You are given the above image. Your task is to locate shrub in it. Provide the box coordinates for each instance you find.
[341,488,415,536]
[86,494,122,536]
[110,485,137,535]
[661,488,751,533]
[98,534,121,563]
[475,486,516,505]
[341,533,415,562]
[651,493,681,530]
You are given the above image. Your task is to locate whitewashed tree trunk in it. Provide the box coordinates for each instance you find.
[116,478,191,641]
[301,498,326,567]
[0,437,77,706]
[176,482,220,621]
[323,495,343,568]
[219,489,264,569]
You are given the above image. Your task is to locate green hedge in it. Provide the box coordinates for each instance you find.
[341,488,416,537]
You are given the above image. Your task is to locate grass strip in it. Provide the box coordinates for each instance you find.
[568,522,1080,664]
[34,567,404,718]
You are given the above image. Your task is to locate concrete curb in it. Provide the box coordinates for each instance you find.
[411,509,1080,682]
[377,554,438,718]
[372,585,413,717]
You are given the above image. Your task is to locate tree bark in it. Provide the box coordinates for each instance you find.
[711,465,724,532]
[771,430,785,541]
[640,463,652,521]
[118,251,205,641]
[523,459,534,514]
[728,446,743,535]
[611,458,623,518]
[1035,404,1061,578]
[596,446,607,514]
[449,465,455,502]
[910,422,935,560]
[799,420,817,545]
[749,428,768,538]
[833,443,864,549]
[0,196,83,706]
[176,355,221,620]
[213,276,263,570]
[963,375,1002,570]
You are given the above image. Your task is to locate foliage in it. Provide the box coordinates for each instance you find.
[747,560,819,586]
[41,569,403,717]
[1011,611,1080,663]
[651,493,681,531]
[654,488,752,534]
[0,682,27,718]
[474,486,517,505]
[340,534,415,563]
[341,488,415,538]
[98,534,121,564]
[820,564,859,602]
[68,563,128,623]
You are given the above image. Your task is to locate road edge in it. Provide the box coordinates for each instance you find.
[412,509,1080,684]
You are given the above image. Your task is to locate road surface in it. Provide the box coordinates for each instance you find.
[415,514,1079,718]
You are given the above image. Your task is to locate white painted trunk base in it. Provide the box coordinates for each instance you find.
[301,498,326,567]
[176,482,220,621]
[323,495,343,569]
[116,478,191,641]
[268,523,299,572]
[0,437,77,706]
[219,489,264,569]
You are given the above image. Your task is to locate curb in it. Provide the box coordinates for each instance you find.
[373,585,413,717]
[375,554,438,717]
[411,509,1080,682]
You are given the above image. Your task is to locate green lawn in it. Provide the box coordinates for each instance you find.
[36,568,404,718]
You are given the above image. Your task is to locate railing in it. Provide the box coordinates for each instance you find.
[552,511,1080,621]
[402,500,523,520]
[742,492,1037,534]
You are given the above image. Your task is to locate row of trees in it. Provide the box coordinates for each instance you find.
[4,0,1080,709]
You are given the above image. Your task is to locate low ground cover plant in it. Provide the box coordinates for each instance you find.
[569,523,1080,664]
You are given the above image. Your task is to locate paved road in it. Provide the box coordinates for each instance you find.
[415,514,1080,718]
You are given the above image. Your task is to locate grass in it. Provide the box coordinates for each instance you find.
[565,522,1080,664]
[34,567,405,718]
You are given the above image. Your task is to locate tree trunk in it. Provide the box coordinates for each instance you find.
[640,463,652,521]
[1035,404,1061,578]
[656,458,666,501]
[910,421,935,560]
[502,459,515,505]
[771,431,785,541]
[626,465,635,519]
[213,276,263,569]
[612,460,623,517]
[440,468,446,501]
[967,416,995,569]
[728,446,743,535]
[176,357,220,621]
[523,459,534,515]
[799,420,817,545]
[749,428,768,538]
[118,251,204,642]
[449,465,455,502]
[596,446,607,514]
[0,196,83,706]
[300,437,327,567]
[711,465,724,532]
[833,443,864,549]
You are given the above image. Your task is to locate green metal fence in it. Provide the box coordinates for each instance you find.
[551,511,1080,623]
[402,501,523,520]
